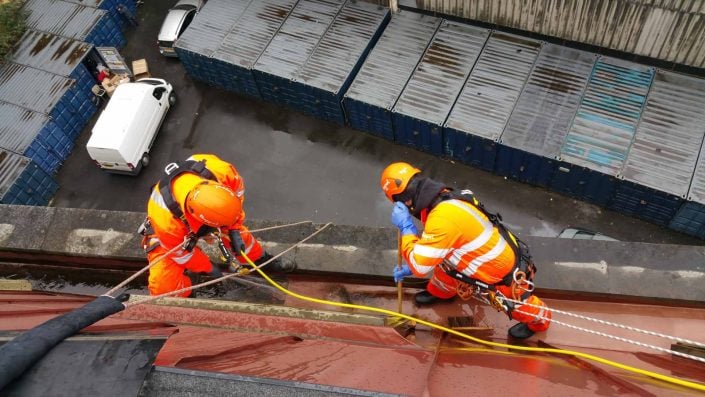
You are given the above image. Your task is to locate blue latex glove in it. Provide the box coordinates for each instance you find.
[393,262,413,283]
[391,202,418,236]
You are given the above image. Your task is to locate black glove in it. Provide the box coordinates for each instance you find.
[182,233,198,252]
[229,229,246,255]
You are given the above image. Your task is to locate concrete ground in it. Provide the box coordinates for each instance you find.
[53,0,702,246]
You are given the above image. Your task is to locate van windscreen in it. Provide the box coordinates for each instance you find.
[158,40,173,48]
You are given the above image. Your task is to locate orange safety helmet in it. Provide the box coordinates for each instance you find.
[380,162,421,202]
[185,181,241,227]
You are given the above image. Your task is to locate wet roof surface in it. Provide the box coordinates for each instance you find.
[3,273,704,396]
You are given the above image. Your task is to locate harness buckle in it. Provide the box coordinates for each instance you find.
[164,162,180,175]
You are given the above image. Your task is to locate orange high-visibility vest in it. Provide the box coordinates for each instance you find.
[400,198,515,284]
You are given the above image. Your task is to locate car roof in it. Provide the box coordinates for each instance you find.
[173,0,200,9]
[157,8,193,42]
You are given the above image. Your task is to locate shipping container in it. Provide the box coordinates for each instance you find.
[62,0,138,30]
[254,0,346,109]
[669,202,705,239]
[0,64,84,174]
[24,0,125,48]
[392,21,489,155]
[0,150,58,206]
[550,162,617,206]
[497,44,595,186]
[444,32,541,171]
[344,11,440,140]
[552,56,654,205]
[175,0,297,99]
[611,70,705,225]
[291,1,389,125]
[175,0,253,86]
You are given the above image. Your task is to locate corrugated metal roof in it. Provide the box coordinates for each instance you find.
[24,0,105,40]
[392,21,489,125]
[0,150,29,199]
[254,0,345,80]
[11,30,91,77]
[0,63,73,114]
[411,0,705,69]
[445,32,541,140]
[344,11,440,109]
[175,0,253,57]
[0,102,49,154]
[500,44,596,158]
[621,71,705,198]
[213,0,299,67]
[560,57,654,175]
[296,0,389,93]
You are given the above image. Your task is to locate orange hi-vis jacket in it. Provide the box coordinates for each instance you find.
[144,154,262,296]
[400,198,515,284]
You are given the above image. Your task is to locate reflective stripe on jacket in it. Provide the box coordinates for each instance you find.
[400,199,515,285]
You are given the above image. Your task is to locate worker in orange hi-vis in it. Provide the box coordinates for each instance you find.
[380,162,551,339]
[139,154,295,297]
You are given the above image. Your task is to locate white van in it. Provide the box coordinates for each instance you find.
[86,78,175,175]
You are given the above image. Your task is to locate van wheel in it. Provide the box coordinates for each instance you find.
[168,91,176,106]
[141,153,150,168]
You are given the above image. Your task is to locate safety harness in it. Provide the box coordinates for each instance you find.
[430,190,537,314]
[139,160,219,252]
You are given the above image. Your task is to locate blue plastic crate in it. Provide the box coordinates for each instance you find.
[549,162,616,206]
[443,127,497,172]
[669,201,705,239]
[392,112,444,156]
[495,145,557,188]
[608,181,683,226]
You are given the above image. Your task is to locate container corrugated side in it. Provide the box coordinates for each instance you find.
[497,44,595,186]
[343,11,440,140]
[444,32,541,171]
[392,21,489,155]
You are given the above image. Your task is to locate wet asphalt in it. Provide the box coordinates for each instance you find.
[52,0,703,246]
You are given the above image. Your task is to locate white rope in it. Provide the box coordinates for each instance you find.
[248,220,312,233]
[502,296,705,350]
[473,294,705,364]
[510,306,705,364]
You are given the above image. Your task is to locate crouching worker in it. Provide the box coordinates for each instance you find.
[140,154,295,297]
[380,162,551,339]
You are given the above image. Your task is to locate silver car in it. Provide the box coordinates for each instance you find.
[157,0,202,57]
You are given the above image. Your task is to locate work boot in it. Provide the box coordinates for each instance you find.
[414,290,454,306]
[256,252,297,273]
[508,322,535,340]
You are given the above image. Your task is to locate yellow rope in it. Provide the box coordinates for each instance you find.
[240,251,705,392]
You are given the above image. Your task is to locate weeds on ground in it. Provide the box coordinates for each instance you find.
[0,0,28,65]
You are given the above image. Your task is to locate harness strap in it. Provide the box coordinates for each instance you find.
[156,159,217,227]
[436,190,535,297]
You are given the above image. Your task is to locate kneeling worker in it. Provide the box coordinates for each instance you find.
[141,154,295,297]
[380,162,551,339]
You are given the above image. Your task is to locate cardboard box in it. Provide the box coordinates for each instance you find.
[132,59,151,80]
[101,73,130,97]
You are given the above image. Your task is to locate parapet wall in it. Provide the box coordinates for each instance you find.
[1,204,704,303]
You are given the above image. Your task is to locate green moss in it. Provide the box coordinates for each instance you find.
[0,0,28,64]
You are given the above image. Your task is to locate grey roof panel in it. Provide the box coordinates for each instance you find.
[0,150,29,199]
[500,44,596,158]
[213,0,299,67]
[297,0,389,93]
[445,32,541,140]
[11,30,91,77]
[560,56,654,175]
[175,0,253,57]
[393,21,489,125]
[24,0,105,40]
[0,102,48,153]
[0,63,73,114]
[344,10,440,108]
[623,71,705,198]
[254,0,346,80]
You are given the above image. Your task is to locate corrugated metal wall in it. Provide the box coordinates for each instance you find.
[408,0,705,69]
[0,150,58,206]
